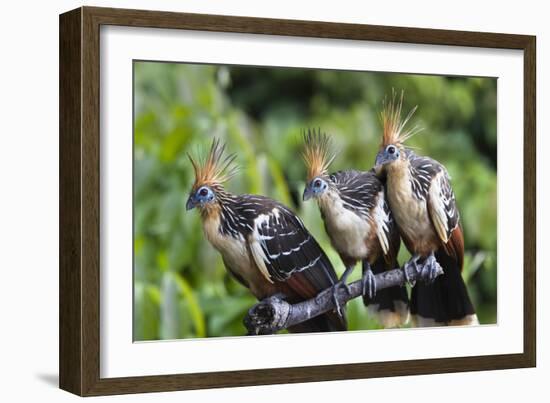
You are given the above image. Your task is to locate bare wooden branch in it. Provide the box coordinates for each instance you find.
[243,262,443,335]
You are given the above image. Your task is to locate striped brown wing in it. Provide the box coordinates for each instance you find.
[427,169,460,243]
[248,203,346,330]
[250,204,336,284]
[420,157,464,271]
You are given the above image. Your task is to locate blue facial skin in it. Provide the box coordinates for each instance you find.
[186,185,215,210]
[375,144,400,169]
[303,177,329,201]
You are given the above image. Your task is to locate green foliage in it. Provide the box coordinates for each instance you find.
[133,61,497,340]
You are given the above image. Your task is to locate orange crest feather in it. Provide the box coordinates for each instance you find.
[302,129,336,181]
[380,90,422,148]
[188,138,238,190]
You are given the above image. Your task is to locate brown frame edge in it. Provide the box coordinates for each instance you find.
[59,6,536,396]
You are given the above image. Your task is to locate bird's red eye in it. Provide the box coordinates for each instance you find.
[387,145,396,154]
[199,188,208,196]
[314,179,321,187]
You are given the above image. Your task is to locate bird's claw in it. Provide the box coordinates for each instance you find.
[404,253,442,285]
[331,281,350,318]
[418,253,443,284]
[361,268,377,300]
[403,255,421,287]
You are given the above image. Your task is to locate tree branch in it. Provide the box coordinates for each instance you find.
[243,262,443,335]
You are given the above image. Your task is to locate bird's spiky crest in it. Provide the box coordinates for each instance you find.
[188,138,239,191]
[302,129,336,181]
[380,90,422,148]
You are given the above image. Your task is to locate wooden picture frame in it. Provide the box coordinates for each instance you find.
[59,6,536,396]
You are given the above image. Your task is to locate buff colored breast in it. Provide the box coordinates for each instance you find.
[318,190,371,262]
[386,165,439,255]
[202,213,274,298]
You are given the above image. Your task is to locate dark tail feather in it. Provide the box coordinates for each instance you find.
[363,257,409,328]
[411,250,478,326]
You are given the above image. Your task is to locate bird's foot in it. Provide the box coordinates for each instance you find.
[328,265,354,318]
[361,267,377,300]
[403,255,422,287]
[417,253,443,284]
[331,280,351,318]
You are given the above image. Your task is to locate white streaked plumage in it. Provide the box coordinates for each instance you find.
[429,170,450,243]
[372,192,391,256]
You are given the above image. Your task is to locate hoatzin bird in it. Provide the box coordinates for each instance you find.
[186,139,347,333]
[374,93,478,326]
[302,131,409,328]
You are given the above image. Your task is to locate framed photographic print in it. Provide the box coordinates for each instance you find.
[59,6,536,396]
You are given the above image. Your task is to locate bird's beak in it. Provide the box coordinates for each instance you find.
[186,196,197,211]
[302,186,313,201]
[374,152,387,170]
[373,152,388,177]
